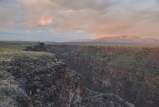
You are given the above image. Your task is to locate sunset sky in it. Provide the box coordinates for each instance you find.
[0,0,159,41]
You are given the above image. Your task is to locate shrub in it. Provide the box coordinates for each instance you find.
[102,91,110,100]
[155,72,159,76]
[0,96,7,102]
[0,71,5,79]
[0,86,10,96]
[0,66,2,70]
[1,60,6,67]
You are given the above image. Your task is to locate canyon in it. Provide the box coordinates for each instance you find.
[0,42,134,107]
[46,44,159,107]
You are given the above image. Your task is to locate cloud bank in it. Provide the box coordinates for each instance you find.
[0,0,159,40]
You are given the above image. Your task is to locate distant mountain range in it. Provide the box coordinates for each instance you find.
[74,36,159,44]
[45,36,159,45]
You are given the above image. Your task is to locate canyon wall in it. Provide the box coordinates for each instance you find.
[7,53,85,107]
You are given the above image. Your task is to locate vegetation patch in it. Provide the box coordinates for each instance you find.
[102,91,110,100]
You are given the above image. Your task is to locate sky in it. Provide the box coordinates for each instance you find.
[0,0,159,42]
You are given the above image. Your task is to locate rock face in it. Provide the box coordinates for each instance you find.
[7,53,85,107]
[47,44,159,107]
